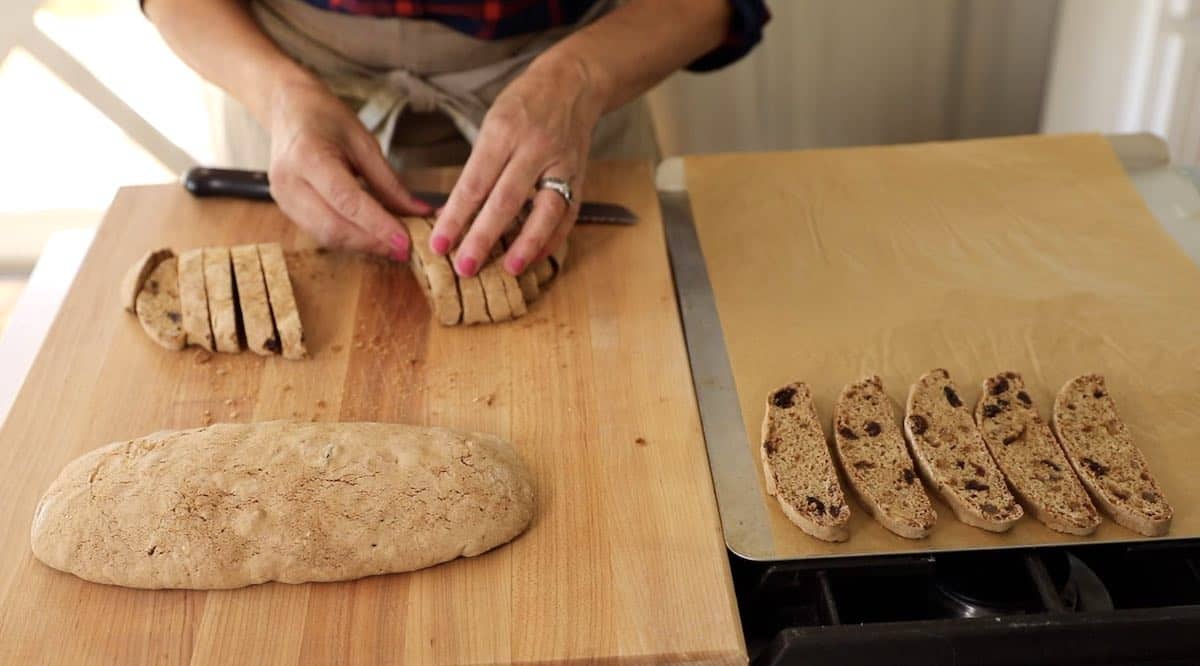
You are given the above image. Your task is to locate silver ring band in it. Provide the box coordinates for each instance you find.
[536,176,573,206]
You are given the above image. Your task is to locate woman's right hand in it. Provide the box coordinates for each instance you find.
[265,78,432,259]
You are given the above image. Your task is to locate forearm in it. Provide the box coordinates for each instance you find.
[532,0,731,114]
[143,0,317,125]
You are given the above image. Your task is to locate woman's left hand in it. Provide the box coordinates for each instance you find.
[428,56,605,277]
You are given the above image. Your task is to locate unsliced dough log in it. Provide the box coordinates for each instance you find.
[31,421,536,589]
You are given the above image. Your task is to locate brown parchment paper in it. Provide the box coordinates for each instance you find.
[683,134,1200,558]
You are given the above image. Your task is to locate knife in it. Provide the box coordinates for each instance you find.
[182,167,638,225]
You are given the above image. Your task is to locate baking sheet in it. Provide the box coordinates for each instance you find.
[679,134,1200,560]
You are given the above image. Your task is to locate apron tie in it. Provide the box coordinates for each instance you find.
[353,68,491,153]
[253,0,613,156]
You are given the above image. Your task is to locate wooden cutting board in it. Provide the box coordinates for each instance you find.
[0,161,744,664]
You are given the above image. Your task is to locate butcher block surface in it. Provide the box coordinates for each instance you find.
[0,162,745,664]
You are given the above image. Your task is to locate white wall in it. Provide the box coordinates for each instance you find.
[1042,0,1200,164]
[648,0,1060,156]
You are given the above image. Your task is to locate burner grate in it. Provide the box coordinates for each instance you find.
[735,540,1200,665]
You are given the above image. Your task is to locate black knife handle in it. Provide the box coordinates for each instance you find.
[183,167,273,201]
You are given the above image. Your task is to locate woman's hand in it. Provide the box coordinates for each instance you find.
[266,78,433,259]
[429,56,604,277]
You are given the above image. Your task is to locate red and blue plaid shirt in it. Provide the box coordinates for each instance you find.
[302,0,768,71]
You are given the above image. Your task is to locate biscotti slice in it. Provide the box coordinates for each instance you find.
[257,243,307,360]
[231,244,279,355]
[458,273,490,325]
[761,382,850,542]
[203,247,240,353]
[177,249,214,351]
[1052,374,1172,536]
[904,369,1023,532]
[121,248,174,313]
[500,229,541,303]
[134,256,185,350]
[497,247,528,318]
[31,421,535,589]
[403,217,462,326]
[833,376,936,539]
[475,249,514,323]
[531,257,555,286]
[549,240,569,279]
[976,372,1100,535]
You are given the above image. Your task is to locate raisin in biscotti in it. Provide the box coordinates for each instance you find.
[1052,374,1173,537]
[833,376,936,539]
[761,382,850,542]
[904,369,1023,532]
[976,372,1100,535]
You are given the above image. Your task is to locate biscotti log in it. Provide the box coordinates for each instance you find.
[31,421,536,589]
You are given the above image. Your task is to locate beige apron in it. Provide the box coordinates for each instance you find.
[211,0,660,170]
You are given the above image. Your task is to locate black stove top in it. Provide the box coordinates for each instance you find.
[735,540,1200,665]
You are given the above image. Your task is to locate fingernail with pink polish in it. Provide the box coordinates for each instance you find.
[431,234,450,255]
[390,233,409,262]
[456,255,478,277]
[506,256,526,275]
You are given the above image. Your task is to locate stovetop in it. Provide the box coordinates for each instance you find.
[735,540,1200,665]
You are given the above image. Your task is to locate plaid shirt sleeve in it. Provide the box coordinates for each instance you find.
[686,0,771,72]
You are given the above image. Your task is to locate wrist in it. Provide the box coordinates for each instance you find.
[527,50,612,119]
[247,62,322,127]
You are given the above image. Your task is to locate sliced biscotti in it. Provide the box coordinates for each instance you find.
[134,256,185,350]
[904,369,1023,532]
[761,382,850,542]
[976,372,1100,535]
[457,273,490,325]
[122,248,173,314]
[531,257,555,286]
[500,229,540,303]
[231,244,279,355]
[203,247,240,353]
[177,248,214,351]
[403,217,462,326]
[475,250,514,323]
[833,376,936,539]
[1052,374,1173,537]
[549,239,569,278]
[257,243,307,360]
[497,249,527,319]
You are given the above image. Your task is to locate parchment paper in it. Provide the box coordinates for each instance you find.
[683,134,1200,558]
